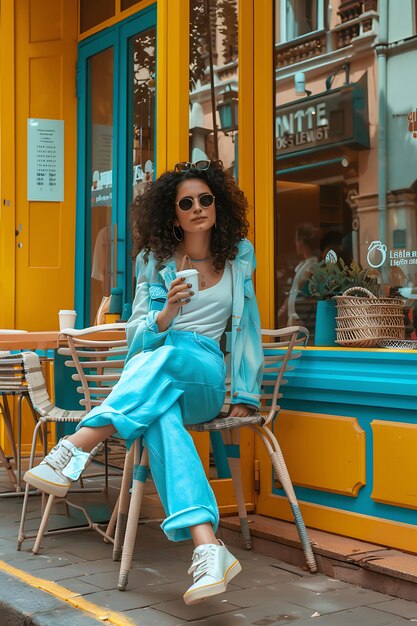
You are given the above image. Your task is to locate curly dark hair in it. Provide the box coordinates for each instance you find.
[130,163,249,270]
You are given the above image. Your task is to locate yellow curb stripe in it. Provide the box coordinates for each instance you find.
[0,560,135,626]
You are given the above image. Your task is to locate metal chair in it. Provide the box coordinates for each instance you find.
[17,323,127,553]
[114,326,317,592]
[0,352,44,493]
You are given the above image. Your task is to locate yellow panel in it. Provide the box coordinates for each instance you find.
[372,420,417,509]
[29,0,63,42]
[258,494,417,554]
[28,203,61,267]
[0,0,16,328]
[29,56,62,116]
[275,410,366,496]
[253,0,274,327]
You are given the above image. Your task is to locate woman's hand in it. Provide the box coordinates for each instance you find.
[156,276,193,332]
[229,403,256,418]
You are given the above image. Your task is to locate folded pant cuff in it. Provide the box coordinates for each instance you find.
[161,506,219,542]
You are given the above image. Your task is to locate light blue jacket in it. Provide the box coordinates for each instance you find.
[126,238,264,408]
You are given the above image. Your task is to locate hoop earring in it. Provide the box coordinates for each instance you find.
[173,224,184,242]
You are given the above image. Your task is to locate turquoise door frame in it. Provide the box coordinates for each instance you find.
[75,5,157,327]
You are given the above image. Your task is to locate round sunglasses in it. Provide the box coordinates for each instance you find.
[176,192,215,212]
[174,159,223,173]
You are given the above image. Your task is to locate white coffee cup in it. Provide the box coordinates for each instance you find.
[175,269,199,301]
[59,309,77,330]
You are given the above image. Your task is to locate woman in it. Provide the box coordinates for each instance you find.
[24,160,264,605]
[279,223,319,327]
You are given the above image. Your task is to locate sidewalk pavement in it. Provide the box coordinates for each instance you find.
[0,472,416,625]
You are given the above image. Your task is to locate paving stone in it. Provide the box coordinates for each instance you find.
[372,598,417,619]
[65,541,115,560]
[284,606,408,625]
[132,561,192,583]
[3,552,87,572]
[182,598,313,625]
[60,577,102,595]
[75,557,120,575]
[81,588,166,611]
[288,575,352,593]
[154,596,242,621]
[224,582,394,613]
[226,565,300,589]
[83,567,163,590]
[29,564,89,581]
[123,606,187,625]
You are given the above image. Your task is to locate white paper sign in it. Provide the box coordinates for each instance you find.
[27,118,64,201]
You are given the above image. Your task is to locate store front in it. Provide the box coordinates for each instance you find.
[2,0,417,553]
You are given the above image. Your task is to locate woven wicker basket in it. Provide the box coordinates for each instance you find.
[334,287,405,348]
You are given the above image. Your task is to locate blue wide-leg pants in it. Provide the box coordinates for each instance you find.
[77,331,226,542]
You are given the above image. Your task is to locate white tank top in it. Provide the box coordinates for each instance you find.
[172,264,232,343]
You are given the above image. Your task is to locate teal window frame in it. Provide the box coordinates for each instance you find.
[75,4,157,327]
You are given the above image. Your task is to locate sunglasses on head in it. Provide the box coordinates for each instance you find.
[174,159,223,173]
[176,192,215,212]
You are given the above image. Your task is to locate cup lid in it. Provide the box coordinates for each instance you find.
[175,269,198,276]
[59,310,77,314]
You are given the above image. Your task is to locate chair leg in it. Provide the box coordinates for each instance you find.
[105,493,120,544]
[1,396,17,461]
[16,394,24,490]
[113,445,135,561]
[118,444,149,591]
[17,419,45,550]
[17,483,31,550]
[0,444,17,490]
[32,494,55,554]
[104,439,109,493]
[228,456,252,549]
[257,425,317,573]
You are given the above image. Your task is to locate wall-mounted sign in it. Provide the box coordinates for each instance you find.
[275,79,369,159]
[27,118,64,201]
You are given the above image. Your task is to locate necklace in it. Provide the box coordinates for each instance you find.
[181,247,212,288]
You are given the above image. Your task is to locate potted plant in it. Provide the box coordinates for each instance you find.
[307,257,379,346]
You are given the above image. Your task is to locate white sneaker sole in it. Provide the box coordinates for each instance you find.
[183,559,242,606]
[23,470,70,498]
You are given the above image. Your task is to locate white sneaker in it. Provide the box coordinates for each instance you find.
[24,438,91,497]
[183,540,241,605]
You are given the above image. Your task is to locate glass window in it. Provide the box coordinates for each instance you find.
[280,0,324,42]
[88,47,114,324]
[130,29,156,200]
[189,0,239,178]
[80,0,115,33]
[274,1,417,348]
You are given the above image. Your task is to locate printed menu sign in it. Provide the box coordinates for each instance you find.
[27,119,64,201]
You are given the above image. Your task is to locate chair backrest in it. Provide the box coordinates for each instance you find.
[260,326,309,425]
[58,324,128,413]
[0,354,27,394]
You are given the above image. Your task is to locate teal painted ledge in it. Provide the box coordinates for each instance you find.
[281,347,417,412]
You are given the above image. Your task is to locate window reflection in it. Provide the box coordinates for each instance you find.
[189,0,238,178]
[274,0,417,345]
[131,29,155,200]
[89,48,114,325]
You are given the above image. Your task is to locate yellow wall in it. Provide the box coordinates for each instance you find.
[0,0,78,330]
